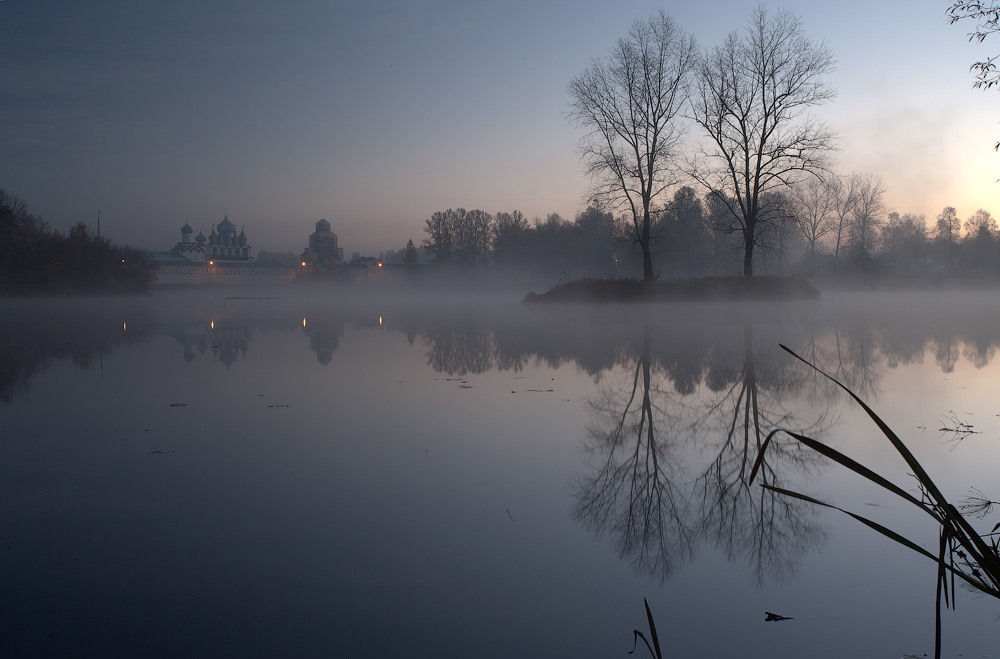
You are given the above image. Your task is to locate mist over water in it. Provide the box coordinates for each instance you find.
[2,287,1000,658]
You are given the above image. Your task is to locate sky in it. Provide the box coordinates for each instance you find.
[1,0,997,257]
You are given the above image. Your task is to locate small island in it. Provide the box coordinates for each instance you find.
[523,276,820,303]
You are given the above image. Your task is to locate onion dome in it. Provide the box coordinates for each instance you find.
[238,228,247,246]
[196,231,206,245]
[218,214,235,235]
[181,222,193,234]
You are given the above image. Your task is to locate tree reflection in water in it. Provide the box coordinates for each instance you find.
[574,322,830,585]
[573,325,695,582]
[692,325,826,586]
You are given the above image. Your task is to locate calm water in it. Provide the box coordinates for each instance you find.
[2,287,999,658]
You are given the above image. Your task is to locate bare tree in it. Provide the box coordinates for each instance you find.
[829,173,858,270]
[965,208,998,238]
[465,209,494,268]
[882,212,929,270]
[492,210,529,269]
[935,206,962,265]
[691,5,836,277]
[423,209,454,266]
[847,173,886,269]
[567,11,697,281]
[789,176,836,267]
[936,206,962,243]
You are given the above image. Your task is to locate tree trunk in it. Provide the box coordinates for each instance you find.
[743,229,754,278]
[641,212,655,281]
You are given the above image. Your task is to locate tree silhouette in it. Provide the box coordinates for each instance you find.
[691,5,836,277]
[568,11,697,281]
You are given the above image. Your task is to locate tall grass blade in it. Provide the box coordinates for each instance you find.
[753,429,924,509]
[628,631,655,658]
[644,598,662,659]
[779,344,1000,581]
[629,599,663,658]
[749,345,1000,659]
[762,484,942,564]
[779,344,948,504]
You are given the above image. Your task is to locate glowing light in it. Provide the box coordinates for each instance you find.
[209,260,214,265]
[302,318,307,328]
[377,262,382,267]
[379,316,382,326]
[123,322,127,331]
[210,320,215,330]
[301,261,306,267]
[121,259,125,263]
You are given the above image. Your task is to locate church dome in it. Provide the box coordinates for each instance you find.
[196,231,206,245]
[181,222,193,234]
[316,218,331,231]
[218,214,235,235]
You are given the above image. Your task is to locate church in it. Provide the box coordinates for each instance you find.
[169,214,252,262]
[149,215,357,285]
[299,218,344,267]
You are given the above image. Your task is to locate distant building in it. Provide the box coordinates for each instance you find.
[166,215,252,262]
[348,255,386,280]
[170,222,207,260]
[300,219,344,268]
[206,214,252,261]
[149,215,297,285]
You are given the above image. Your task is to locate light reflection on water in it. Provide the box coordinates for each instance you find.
[1,290,999,658]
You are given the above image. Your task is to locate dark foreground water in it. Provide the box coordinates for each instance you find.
[2,287,999,658]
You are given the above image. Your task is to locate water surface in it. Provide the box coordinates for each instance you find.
[2,289,999,657]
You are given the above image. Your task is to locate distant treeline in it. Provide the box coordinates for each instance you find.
[415,182,1000,284]
[0,189,155,294]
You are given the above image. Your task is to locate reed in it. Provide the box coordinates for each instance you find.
[628,598,663,659]
[749,345,1000,659]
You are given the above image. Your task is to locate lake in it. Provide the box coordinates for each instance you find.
[2,287,999,658]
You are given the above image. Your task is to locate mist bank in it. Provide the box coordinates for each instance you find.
[4,287,1000,405]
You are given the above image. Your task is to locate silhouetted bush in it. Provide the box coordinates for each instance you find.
[0,189,155,294]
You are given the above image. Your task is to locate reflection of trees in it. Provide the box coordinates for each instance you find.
[693,325,826,585]
[573,326,694,582]
[0,302,154,404]
[573,323,832,585]
[424,323,504,375]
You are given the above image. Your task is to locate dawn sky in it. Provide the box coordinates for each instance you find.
[1,0,997,257]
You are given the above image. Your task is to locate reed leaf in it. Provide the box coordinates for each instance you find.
[779,344,949,508]
[629,598,663,659]
[762,484,941,564]
[644,598,662,659]
[753,344,1000,659]
[751,428,925,510]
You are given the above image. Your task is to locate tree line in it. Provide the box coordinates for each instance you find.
[0,189,155,294]
[413,5,1000,283]
[418,184,1000,283]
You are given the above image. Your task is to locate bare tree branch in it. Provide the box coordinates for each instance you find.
[568,11,697,281]
[690,5,836,277]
